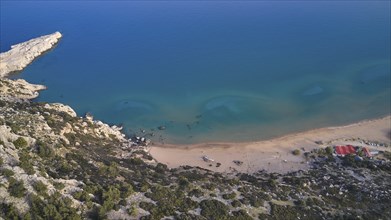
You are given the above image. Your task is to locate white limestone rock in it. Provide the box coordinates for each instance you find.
[44,103,77,117]
[0,32,62,77]
[0,78,46,100]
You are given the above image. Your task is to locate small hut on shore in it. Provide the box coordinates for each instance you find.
[334,145,371,157]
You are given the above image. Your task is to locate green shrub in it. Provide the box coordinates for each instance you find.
[108,162,119,176]
[249,195,264,207]
[64,133,76,145]
[270,203,301,219]
[222,192,236,200]
[33,181,48,196]
[188,188,203,197]
[84,183,102,195]
[178,176,190,188]
[8,177,26,198]
[202,183,216,191]
[231,200,242,207]
[155,163,168,173]
[13,137,28,149]
[268,178,278,188]
[19,152,35,175]
[36,142,54,158]
[174,213,206,220]
[200,199,230,219]
[98,185,121,218]
[295,199,306,207]
[119,183,134,198]
[292,149,301,156]
[139,201,155,212]
[127,205,138,217]
[28,192,81,220]
[53,182,65,190]
[178,197,197,212]
[1,168,14,177]
[325,146,333,155]
[73,190,91,202]
[0,203,21,219]
[8,123,21,133]
[314,148,327,157]
[178,170,207,182]
[20,162,35,175]
[384,151,391,160]
[0,157,3,166]
[145,185,170,201]
[129,158,144,165]
[232,209,253,220]
[98,162,119,177]
[56,160,72,175]
[140,182,150,192]
[102,186,121,201]
[342,154,357,167]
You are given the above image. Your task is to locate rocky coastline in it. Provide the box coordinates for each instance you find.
[0,33,390,220]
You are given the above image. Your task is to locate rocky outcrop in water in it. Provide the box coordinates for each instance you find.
[0,78,46,100]
[0,32,62,77]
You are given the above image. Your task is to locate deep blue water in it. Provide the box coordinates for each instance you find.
[1,1,390,144]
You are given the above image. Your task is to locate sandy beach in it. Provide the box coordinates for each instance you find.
[149,116,391,174]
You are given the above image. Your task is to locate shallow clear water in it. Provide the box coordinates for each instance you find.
[1,1,390,144]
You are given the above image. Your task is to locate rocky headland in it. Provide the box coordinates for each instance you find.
[0,33,390,220]
[0,32,62,77]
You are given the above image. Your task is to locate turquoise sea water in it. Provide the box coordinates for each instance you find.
[1,1,390,144]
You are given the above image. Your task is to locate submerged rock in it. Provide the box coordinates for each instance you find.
[157,126,166,130]
[0,32,62,77]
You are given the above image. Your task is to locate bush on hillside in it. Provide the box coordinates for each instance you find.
[13,137,28,149]
[292,149,301,156]
[8,177,26,198]
[200,199,230,219]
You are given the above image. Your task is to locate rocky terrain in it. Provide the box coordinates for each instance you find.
[0,78,46,100]
[0,32,62,77]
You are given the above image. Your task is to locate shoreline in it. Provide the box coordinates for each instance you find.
[153,115,391,148]
[150,115,391,174]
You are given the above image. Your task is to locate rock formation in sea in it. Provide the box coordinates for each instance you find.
[0,32,62,77]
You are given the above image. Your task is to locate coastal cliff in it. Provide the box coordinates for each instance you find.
[1,33,390,220]
[0,32,62,77]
